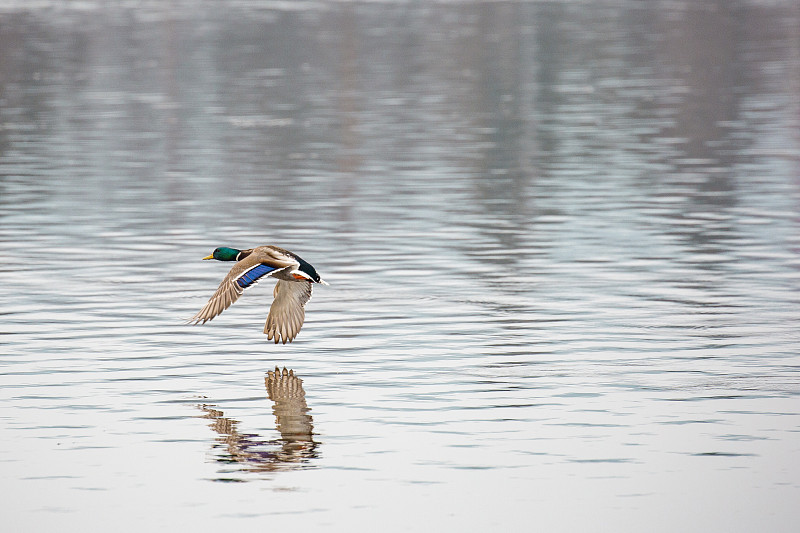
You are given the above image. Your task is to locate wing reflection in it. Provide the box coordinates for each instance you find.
[199,367,318,474]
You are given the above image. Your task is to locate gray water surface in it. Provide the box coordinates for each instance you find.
[2,1,799,531]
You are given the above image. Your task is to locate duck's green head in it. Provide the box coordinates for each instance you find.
[203,247,241,261]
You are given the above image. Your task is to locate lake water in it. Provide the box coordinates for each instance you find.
[1,1,799,531]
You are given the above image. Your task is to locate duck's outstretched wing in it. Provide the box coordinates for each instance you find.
[191,256,293,325]
[264,280,313,344]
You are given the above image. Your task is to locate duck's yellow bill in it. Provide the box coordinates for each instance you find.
[202,254,214,260]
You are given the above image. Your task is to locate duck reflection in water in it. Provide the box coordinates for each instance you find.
[199,367,318,475]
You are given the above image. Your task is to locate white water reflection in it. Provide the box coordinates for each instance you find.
[1,1,799,532]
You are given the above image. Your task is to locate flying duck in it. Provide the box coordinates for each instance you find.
[191,246,326,343]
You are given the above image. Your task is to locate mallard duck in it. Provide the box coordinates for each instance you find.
[191,246,327,343]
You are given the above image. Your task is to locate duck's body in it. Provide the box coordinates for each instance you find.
[191,246,326,344]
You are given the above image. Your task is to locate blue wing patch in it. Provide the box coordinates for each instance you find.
[235,263,277,289]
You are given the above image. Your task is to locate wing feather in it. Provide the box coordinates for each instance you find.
[264,280,313,344]
[190,275,244,324]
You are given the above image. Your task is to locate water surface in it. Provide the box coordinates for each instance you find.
[1,1,799,531]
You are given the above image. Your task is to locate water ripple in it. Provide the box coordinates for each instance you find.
[2,1,800,531]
